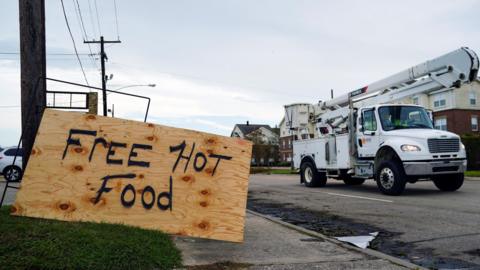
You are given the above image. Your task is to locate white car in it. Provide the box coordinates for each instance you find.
[0,147,23,182]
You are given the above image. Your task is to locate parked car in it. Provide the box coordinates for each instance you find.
[0,147,23,182]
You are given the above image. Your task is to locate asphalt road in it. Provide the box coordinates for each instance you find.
[248,174,480,269]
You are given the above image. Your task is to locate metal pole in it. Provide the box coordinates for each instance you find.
[100,36,107,116]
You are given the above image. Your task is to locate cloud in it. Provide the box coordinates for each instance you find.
[193,119,233,132]
[1,0,480,145]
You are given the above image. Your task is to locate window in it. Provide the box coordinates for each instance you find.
[378,106,433,131]
[471,116,478,131]
[412,96,419,105]
[433,94,446,108]
[362,109,377,131]
[469,92,476,106]
[4,148,23,157]
[434,117,447,131]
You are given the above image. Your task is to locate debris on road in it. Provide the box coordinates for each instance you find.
[335,232,379,249]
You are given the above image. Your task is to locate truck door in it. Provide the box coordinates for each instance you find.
[357,108,380,158]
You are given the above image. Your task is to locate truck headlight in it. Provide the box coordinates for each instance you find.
[401,144,421,152]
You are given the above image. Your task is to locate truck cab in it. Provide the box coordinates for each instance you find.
[356,104,466,194]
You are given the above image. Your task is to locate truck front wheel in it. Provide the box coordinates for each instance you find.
[300,162,326,187]
[375,160,407,195]
[432,173,464,191]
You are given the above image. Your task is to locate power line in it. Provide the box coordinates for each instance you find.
[87,0,98,38]
[73,0,99,70]
[94,0,102,36]
[60,0,90,87]
[0,52,95,56]
[73,0,88,40]
[113,0,120,40]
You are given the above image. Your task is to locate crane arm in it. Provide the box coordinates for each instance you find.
[323,47,479,108]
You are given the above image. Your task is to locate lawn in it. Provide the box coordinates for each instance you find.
[250,167,298,175]
[465,170,480,177]
[0,206,182,270]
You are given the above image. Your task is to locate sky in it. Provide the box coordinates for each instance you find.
[1,0,480,146]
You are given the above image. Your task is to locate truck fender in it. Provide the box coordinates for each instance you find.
[374,145,401,177]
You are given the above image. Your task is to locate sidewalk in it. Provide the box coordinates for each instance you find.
[175,212,415,269]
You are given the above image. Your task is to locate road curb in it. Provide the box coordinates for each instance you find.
[247,209,426,270]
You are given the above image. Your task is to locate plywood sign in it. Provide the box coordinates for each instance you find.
[12,109,252,242]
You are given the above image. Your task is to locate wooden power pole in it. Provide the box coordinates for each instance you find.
[19,0,47,168]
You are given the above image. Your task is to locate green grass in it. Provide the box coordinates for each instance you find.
[250,167,298,175]
[270,168,298,174]
[465,170,480,177]
[0,206,182,270]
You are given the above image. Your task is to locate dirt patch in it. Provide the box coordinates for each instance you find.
[465,249,480,257]
[247,195,480,270]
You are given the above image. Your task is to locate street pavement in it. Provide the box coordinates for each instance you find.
[248,174,480,269]
[176,212,408,269]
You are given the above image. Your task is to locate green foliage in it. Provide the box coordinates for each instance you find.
[0,206,182,270]
[465,170,480,177]
[461,135,480,169]
[250,167,298,175]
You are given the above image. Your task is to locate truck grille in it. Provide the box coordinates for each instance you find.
[427,138,460,153]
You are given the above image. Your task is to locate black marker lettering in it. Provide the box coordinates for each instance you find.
[208,153,233,176]
[62,129,96,159]
[106,141,127,165]
[89,137,108,161]
[193,152,207,172]
[169,141,196,173]
[121,184,136,208]
[95,173,136,204]
[157,176,173,211]
[128,143,152,167]
[141,185,155,209]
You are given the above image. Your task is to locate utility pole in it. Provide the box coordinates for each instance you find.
[19,0,46,168]
[84,36,121,116]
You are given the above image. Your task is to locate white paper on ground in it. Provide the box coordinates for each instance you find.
[335,232,379,249]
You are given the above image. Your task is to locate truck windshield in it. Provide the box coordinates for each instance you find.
[378,106,433,131]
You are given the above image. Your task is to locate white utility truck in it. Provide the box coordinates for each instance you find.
[285,47,479,195]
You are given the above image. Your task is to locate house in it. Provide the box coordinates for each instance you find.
[231,121,279,165]
[399,79,480,135]
[278,117,294,164]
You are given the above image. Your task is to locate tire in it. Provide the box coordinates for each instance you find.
[375,160,407,195]
[343,176,366,186]
[300,162,326,187]
[3,166,22,182]
[432,173,464,192]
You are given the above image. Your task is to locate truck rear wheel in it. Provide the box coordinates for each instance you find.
[301,162,326,187]
[375,160,406,195]
[432,173,464,191]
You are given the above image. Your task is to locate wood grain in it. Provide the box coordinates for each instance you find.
[12,109,252,242]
